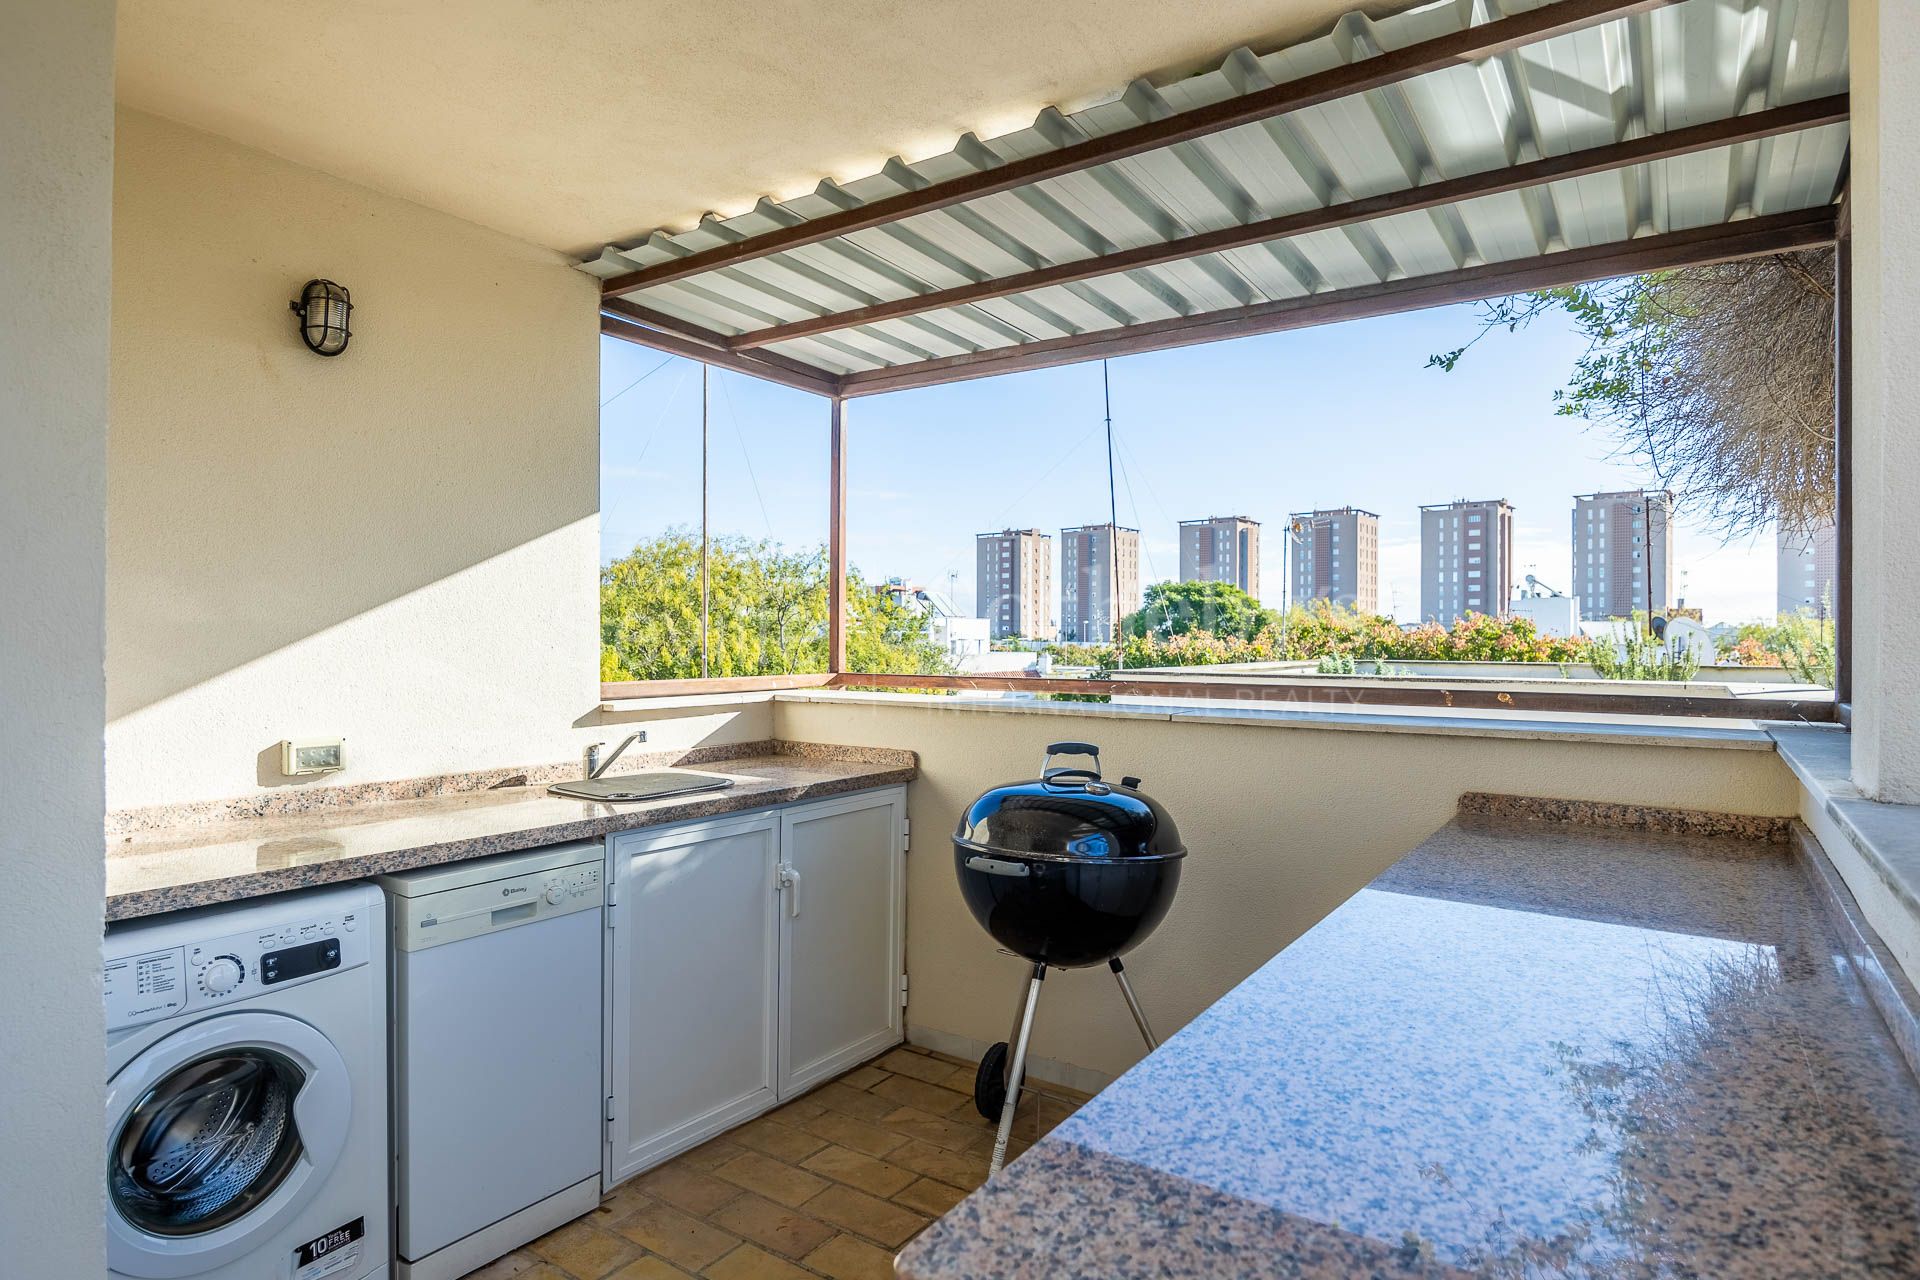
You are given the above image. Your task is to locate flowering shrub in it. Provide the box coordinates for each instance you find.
[1722,614,1834,686]
[1725,635,1779,668]
[1104,601,1592,668]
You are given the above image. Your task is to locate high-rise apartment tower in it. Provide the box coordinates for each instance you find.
[1060,523,1140,643]
[1420,499,1514,624]
[1178,516,1261,599]
[1571,489,1673,620]
[1287,507,1378,613]
[975,528,1055,639]
[1776,522,1839,619]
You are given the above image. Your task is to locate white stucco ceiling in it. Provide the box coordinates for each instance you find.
[114,0,1418,255]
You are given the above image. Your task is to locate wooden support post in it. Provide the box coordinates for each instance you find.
[828,397,848,674]
[700,363,711,679]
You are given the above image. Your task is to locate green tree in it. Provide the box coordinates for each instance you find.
[600,528,950,680]
[1121,580,1277,642]
[843,585,950,676]
[1431,250,1836,539]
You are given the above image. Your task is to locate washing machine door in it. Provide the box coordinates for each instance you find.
[107,1011,352,1279]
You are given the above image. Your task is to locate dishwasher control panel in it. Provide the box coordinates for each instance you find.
[389,858,602,953]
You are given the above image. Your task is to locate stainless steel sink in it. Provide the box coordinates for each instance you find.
[547,771,735,803]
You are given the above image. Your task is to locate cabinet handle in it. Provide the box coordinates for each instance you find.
[778,863,801,918]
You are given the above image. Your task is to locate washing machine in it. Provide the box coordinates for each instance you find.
[105,882,390,1280]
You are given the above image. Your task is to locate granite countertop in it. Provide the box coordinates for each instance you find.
[899,814,1920,1279]
[107,746,914,921]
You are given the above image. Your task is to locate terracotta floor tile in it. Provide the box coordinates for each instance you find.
[702,1243,816,1280]
[878,1106,984,1153]
[713,1151,831,1208]
[885,1139,987,1191]
[837,1064,889,1090]
[797,1109,907,1159]
[607,1258,699,1280]
[892,1177,968,1217]
[528,1219,641,1280]
[1035,1095,1077,1136]
[729,1117,829,1164]
[799,1144,917,1198]
[802,1185,929,1249]
[534,1051,1080,1280]
[708,1193,836,1259]
[807,1082,899,1124]
[875,1049,953,1084]
[764,1097,828,1125]
[597,1184,654,1225]
[920,1049,972,1067]
[802,1233,896,1280]
[936,1063,976,1092]
[637,1163,744,1217]
[966,1109,1038,1151]
[676,1138,746,1173]
[457,1250,545,1279]
[868,1074,970,1117]
[610,1201,741,1272]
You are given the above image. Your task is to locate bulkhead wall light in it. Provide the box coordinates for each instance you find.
[290,279,352,356]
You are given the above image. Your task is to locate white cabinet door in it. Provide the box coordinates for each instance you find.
[777,788,906,1098]
[606,812,780,1184]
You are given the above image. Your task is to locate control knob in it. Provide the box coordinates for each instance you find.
[544,882,566,906]
[200,955,245,997]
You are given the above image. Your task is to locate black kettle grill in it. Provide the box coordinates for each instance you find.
[953,741,1186,1171]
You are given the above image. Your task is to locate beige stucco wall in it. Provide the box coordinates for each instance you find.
[106,109,767,809]
[775,696,1800,1084]
[1848,0,1920,803]
[1,3,113,1272]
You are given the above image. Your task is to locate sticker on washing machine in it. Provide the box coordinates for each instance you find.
[292,1217,363,1280]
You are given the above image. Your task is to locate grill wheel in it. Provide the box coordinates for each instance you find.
[973,1041,1011,1121]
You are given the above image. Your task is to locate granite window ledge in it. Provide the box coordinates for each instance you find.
[1771,724,1920,995]
[778,689,1782,752]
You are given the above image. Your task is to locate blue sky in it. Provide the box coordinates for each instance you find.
[600,301,1781,625]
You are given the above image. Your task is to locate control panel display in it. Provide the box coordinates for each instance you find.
[262,937,342,985]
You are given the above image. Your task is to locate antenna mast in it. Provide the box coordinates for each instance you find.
[1103,360,1122,667]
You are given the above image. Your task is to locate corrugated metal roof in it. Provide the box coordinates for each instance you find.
[583,0,1847,382]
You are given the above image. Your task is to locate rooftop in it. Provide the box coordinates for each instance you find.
[1289,505,1380,518]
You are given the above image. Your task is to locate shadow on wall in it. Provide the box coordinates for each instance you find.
[105,107,599,724]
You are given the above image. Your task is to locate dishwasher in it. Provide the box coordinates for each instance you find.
[378,843,604,1280]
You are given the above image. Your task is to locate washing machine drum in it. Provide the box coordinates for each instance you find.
[107,1011,352,1279]
[111,1050,306,1234]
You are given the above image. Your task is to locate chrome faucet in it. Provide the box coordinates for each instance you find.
[587,731,646,779]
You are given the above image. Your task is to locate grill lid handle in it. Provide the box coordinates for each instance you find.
[1042,742,1102,783]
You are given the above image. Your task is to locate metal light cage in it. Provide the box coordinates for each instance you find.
[290,278,352,356]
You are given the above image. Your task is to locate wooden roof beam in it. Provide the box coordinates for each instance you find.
[600,0,1682,298]
[836,205,1838,397]
[732,95,1848,350]
[600,303,843,396]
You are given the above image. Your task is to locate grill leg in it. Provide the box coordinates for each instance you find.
[1000,975,1035,1090]
[1109,957,1159,1051]
[989,963,1045,1176]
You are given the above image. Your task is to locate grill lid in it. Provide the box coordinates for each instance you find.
[954,742,1185,862]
